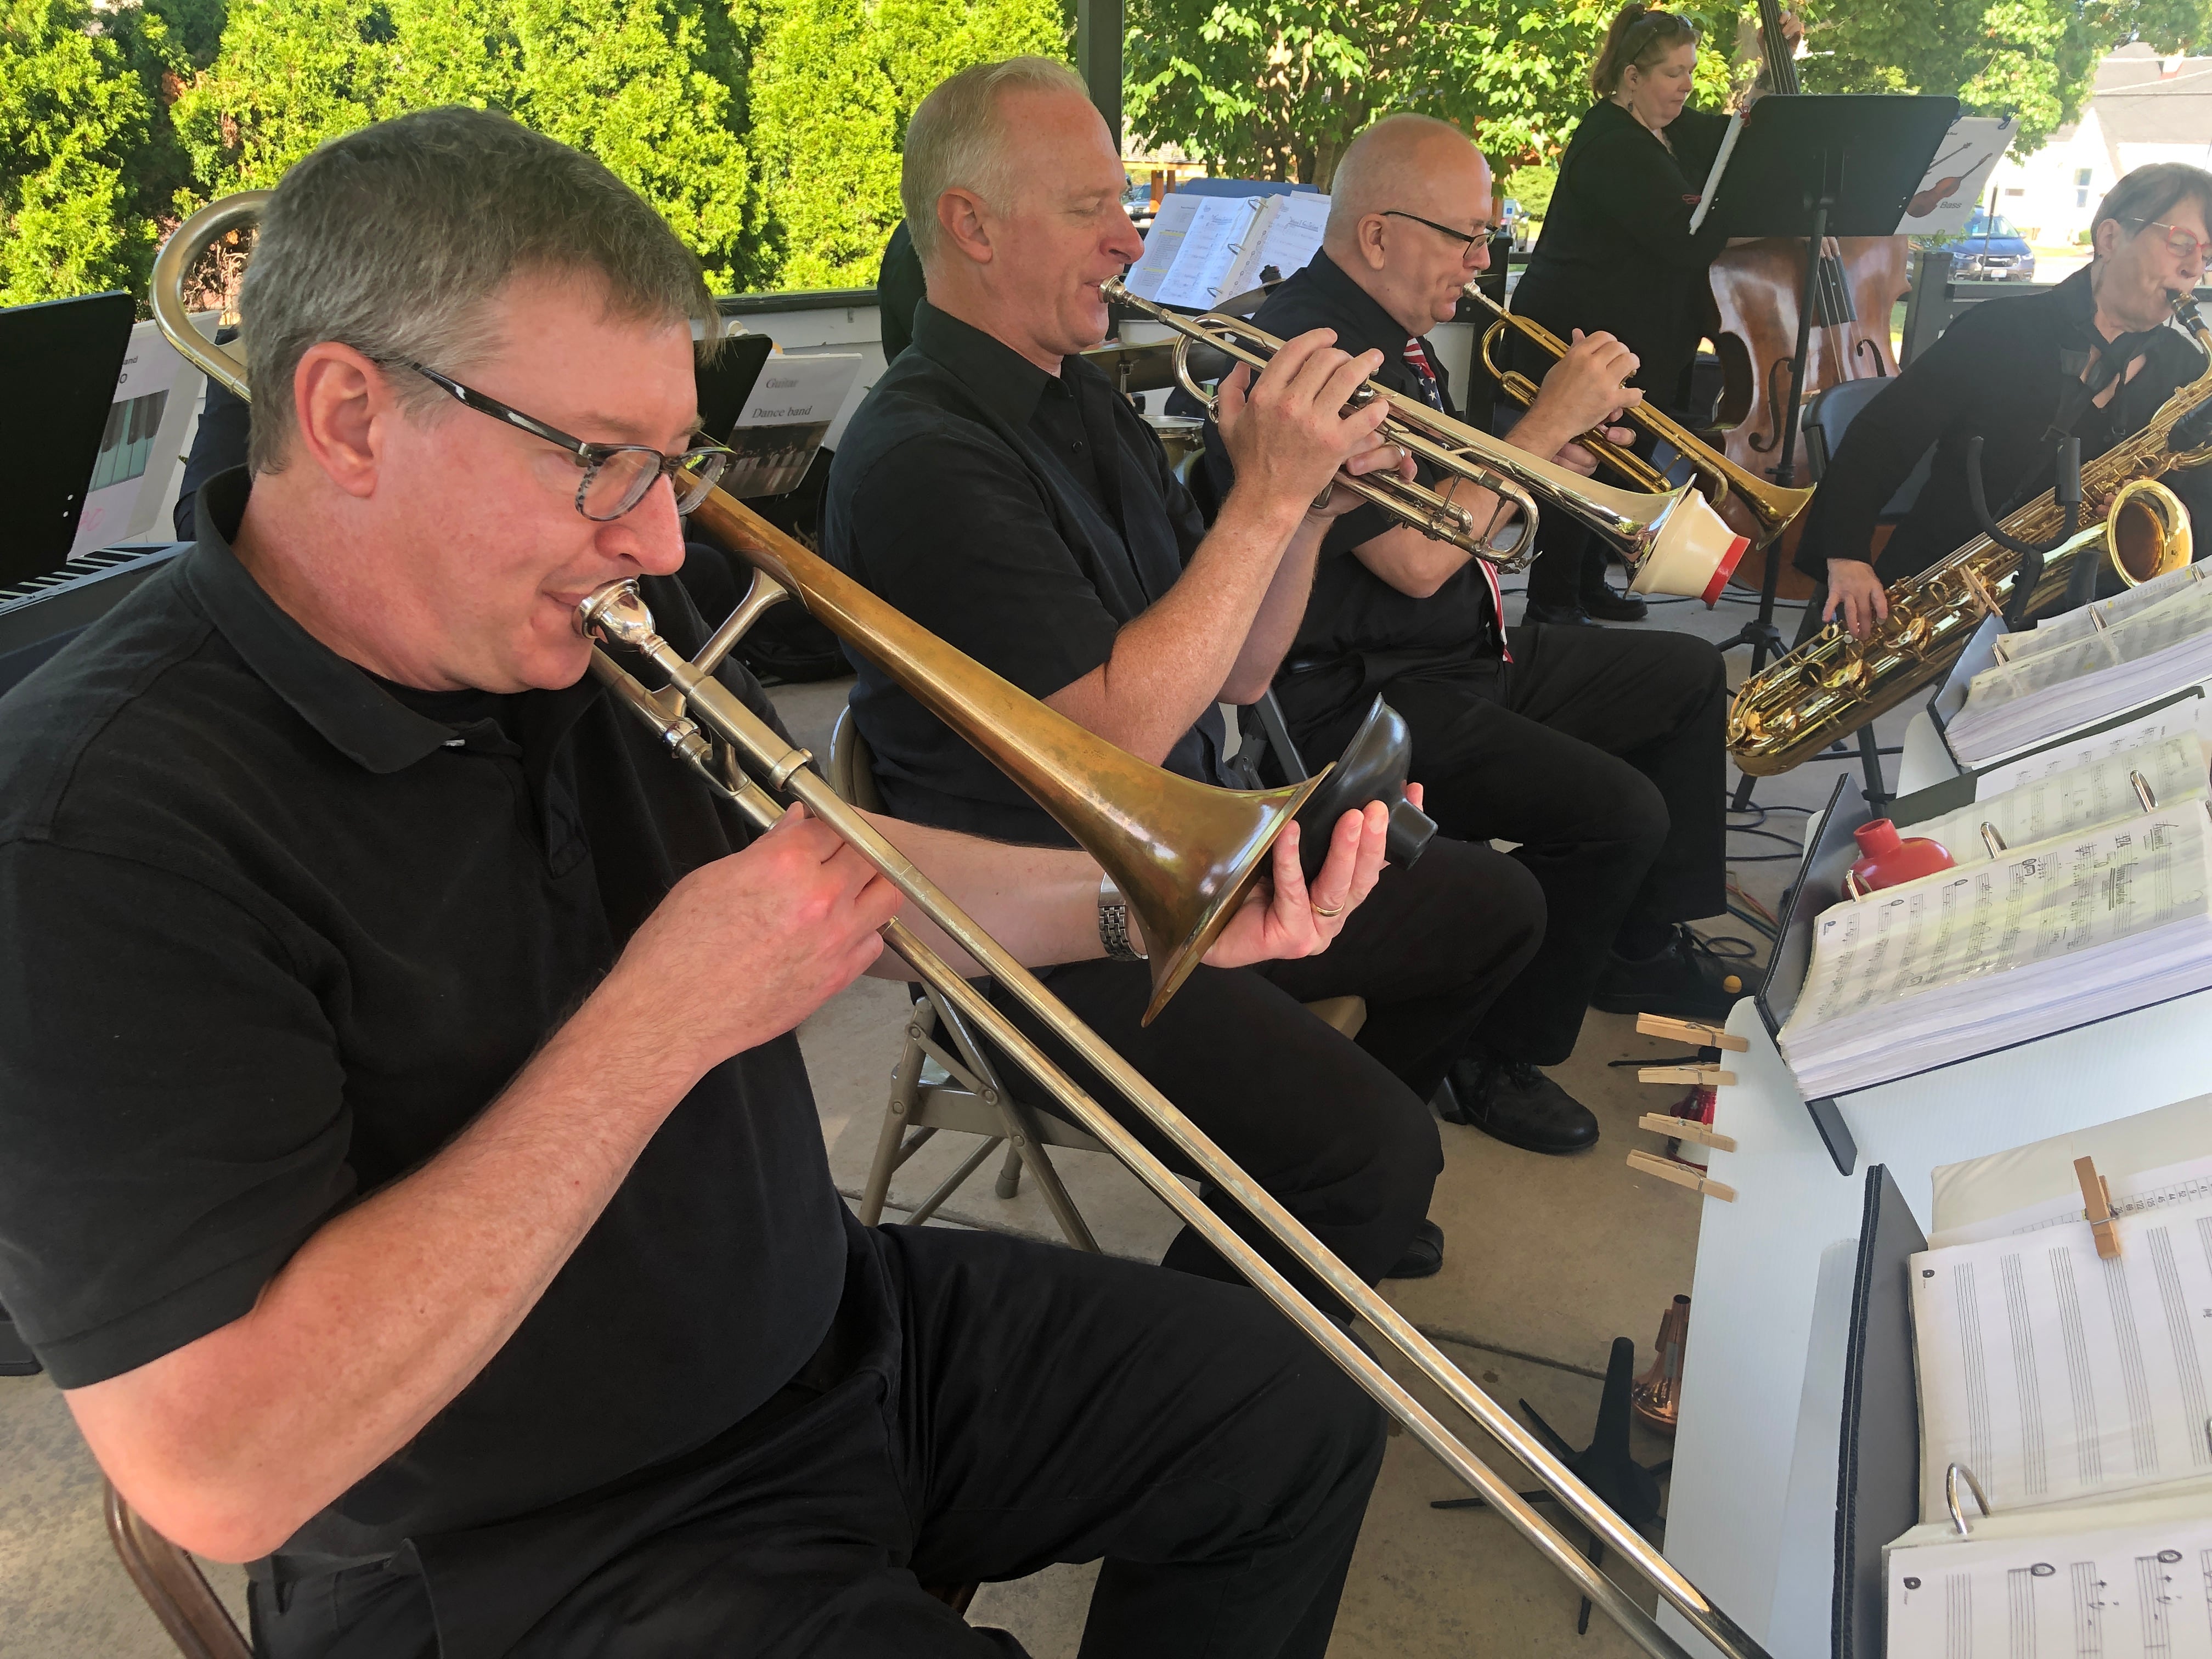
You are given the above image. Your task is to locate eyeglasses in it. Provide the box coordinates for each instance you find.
[404,363,733,522]
[1381,210,1497,260]
[2135,219,2209,266]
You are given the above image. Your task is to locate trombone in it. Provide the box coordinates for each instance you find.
[1464,287,1816,551]
[155,193,1774,1659]
[1102,276,1751,599]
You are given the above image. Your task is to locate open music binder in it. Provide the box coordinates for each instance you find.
[1831,1163,1925,1659]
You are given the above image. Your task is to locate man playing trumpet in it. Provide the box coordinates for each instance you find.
[1208,115,1739,1151]
[0,106,1406,1658]
[827,58,1553,1295]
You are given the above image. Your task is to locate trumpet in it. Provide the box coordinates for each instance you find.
[155,192,1774,1659]
[1465,287,1816,550]
[1103,276,1751,601]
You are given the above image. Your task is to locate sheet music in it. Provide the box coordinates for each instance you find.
[1778,806,2212,1095]
[1978,710,2212,798]
[1906,737,2209,866]
[1888,1513,2212,1658]
[1153,196,1266,310]
[1910,1193,2212,1517]
[1996,566,2209,668]
[1123,193,1203,300]
[1686,114,1744,235]
[1225,191,1328,291]
[1936,1156,2212,1249]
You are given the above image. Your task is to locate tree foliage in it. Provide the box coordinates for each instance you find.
[1125,0,2212,184]
[1,0,157,302]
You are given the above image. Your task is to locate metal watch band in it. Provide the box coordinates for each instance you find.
[1097,873,1147,961]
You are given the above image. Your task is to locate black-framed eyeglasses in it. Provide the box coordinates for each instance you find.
[1381,210,1497,260]
[404,362,733,522]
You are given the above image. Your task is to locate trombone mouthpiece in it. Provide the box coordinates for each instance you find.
[577,580,659,648]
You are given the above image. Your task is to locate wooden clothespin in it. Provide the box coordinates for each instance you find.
[1638,1112,1738,1152]
[2075,1155,2121,1258]
[1960,565,2005,621]
[1627,1149,1736,1202]
[1638,1065,1738,1087]
[1635,1013,1749,1052]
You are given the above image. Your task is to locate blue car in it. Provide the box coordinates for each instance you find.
[1949,210,2037,281]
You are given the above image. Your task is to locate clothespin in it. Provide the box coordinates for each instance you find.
[2075,1154,2121,1258]
[1627,1149,1736,1202]
[1960,565,2005,620]
[1635,1013,1749,1052]
[1638,1112,1738,1152]
[1638,1065,1738,1087]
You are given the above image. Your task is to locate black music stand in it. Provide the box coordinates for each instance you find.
[0,291,135,586]
[1701,95,1956,804]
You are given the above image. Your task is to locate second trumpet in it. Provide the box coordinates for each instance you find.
[1103,278,1750,601]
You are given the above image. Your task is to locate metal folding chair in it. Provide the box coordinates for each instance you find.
[104,1483,250,1659]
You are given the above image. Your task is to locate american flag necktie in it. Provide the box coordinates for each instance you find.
[1403,337,1509,661]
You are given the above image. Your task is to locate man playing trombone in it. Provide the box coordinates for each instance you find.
[827,58,1551,1293]
[1211,115,1739,1150]
[0,108,1406,1658]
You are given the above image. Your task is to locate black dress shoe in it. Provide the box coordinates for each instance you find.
[1384,1217,1446,1279]
[1520,600,1598,627]
[1590,923,1746,1022]
[1436,1056,1599,1154]
[1581,582,1649,622]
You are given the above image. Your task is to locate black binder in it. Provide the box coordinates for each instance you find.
[1831,1163,1926,1659]
[1756,772,1874,1174]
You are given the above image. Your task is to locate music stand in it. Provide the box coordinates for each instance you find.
[1702,95,1956,800]
[0,291,136,586]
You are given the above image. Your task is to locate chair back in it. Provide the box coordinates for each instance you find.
[827,704,885,812]
[103,1483,251,1659]
[1803,379,1934,516]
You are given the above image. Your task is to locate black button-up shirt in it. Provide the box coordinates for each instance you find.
[1202,249,1504,678]
[0,470,845,1552]
[1795,264,2212,583]
[824,300,1226,846]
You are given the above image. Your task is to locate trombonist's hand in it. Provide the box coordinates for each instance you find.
[1202,785,1415,969]
[1215,328,1395,517]
[605,805,902,1085]
[1822,559,1891,640]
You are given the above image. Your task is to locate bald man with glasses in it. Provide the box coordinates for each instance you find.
[1204,113,1739,1156]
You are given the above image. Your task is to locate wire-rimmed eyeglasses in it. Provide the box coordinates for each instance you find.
[1381,210,1497,261]
[405,363,733,522]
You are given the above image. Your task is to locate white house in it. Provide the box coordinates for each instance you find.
[1986,42,2212,244]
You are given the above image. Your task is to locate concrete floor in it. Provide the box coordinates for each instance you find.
[0,567,1902,1656]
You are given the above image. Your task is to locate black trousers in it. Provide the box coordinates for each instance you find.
[989,837,1541,1305]
[251,1216,1385,1659]
[1275,624,1727,1066]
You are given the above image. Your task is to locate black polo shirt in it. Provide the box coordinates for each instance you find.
[824,300,1228,845]
[1200,249,1504,678]
[1795,264,2212,583]
[0,470,846,1553]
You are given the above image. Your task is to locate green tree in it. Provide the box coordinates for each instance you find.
[0,0,158,302]
[746,0,1065,289]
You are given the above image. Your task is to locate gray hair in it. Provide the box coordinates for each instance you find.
[1325,114,1480,245]
[239,106,718,473]
[900,57,1092,269]
[2092,162,2212,261]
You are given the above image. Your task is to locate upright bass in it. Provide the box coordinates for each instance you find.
[1705,0,1911,599]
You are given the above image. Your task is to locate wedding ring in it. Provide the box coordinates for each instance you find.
[1313,899,1346,918]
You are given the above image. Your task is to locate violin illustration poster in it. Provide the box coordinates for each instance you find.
[1899,115,2016,234]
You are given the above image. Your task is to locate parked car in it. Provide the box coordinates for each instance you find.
[1947,211,2036,281]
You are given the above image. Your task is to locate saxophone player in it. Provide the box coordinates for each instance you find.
[1797,163,2212,639]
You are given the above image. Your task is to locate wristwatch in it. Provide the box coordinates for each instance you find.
[1097,874,1147,961]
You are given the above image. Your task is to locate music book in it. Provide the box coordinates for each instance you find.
[1945,568,2212,765]
[1899,732,2208,867]
[1776,801,2212,1097]
[1885,1497,2212,1658]
[720,351,862,499]
[1124,191,1330,310]
[1928,1093,2212,1250]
